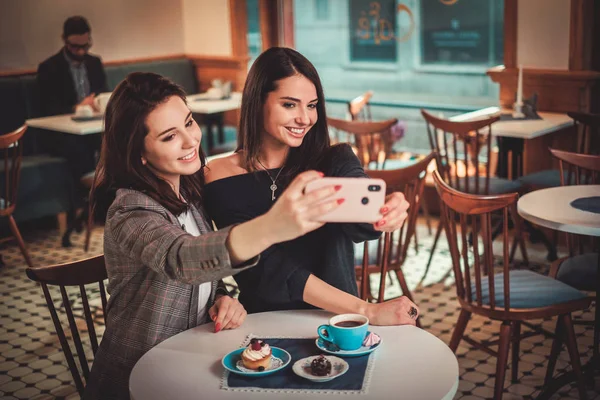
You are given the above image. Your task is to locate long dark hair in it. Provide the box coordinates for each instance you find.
[237,47,330,178]
[91,72,206,218]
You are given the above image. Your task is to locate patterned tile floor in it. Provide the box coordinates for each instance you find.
[0,218,598,399]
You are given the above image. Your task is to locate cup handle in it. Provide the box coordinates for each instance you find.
[317,324,334,344]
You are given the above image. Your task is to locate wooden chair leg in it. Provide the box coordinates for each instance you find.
[561,313,588,400]
[545,316,564,385]
[511,321,521,383]
[449,309,471,352]
[495,321,512,400]
[421,198,433,235]
[394,268,414,302]
[7,215,33,267]
[425,220,444,271]
[84,210,93,252]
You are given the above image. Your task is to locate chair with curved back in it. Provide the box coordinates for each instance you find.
[327,117,397,169]
[356,153,435,310]
[421,110,528,271]
[519,112,600,190]
[433,170,591,400]
[26,255,108,395]
[0,125,34,267]
[545,149,600,380]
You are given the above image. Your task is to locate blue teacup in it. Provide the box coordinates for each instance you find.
[317,314,369,351]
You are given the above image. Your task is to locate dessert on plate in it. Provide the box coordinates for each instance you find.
[309,354,332,376]
[241,339,272,371]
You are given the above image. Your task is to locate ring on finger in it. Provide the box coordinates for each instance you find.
[408,306,418,319]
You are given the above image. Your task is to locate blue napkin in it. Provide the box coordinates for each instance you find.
[225,338,372,392]
[571,196,600,214]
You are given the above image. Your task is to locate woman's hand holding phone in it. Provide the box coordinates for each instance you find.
[262,170,343,243]
[373,192,410,232]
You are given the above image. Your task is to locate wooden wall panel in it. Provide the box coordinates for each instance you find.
[487,66,600,113]
[188,55,249,126]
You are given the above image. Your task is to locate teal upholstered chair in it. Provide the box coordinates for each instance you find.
[433,170,591,400]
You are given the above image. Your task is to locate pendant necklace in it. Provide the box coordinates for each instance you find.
[256,159,284,201]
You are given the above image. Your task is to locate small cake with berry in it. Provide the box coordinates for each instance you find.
[309,355,332,376]
[241,339,272,371]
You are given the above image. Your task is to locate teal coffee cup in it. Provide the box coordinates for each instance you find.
[317,314,369,351]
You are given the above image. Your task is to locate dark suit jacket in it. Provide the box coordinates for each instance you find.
[37,49,108,116]
[83,189,258,400]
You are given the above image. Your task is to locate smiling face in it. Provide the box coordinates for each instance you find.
[262,74,318,149]
[141,96,202,194]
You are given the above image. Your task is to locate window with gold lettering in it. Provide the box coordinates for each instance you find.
[350,0,397,62]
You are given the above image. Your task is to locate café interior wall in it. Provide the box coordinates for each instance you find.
[516,0,570,70]
[182,0,232,56]
[0,0,232,70]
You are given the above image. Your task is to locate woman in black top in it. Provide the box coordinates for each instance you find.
[204,47,418,326]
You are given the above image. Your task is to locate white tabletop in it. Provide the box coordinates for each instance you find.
[450,106,573,140]
[129,310,459,400]
[25,114,104,135]
[518,185,600,237]
[187,92,242,114]
[25,92,242,135]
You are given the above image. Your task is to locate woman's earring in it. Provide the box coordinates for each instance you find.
[141,157,147,165]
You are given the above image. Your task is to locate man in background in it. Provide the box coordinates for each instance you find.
[37,16,108,246]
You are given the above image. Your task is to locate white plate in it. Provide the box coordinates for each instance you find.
[292,355,349,382]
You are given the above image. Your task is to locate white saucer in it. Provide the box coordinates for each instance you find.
[292,355,349,382]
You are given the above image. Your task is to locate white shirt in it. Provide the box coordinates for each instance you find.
[177,209,212,323]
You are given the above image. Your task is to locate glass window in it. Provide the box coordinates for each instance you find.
[246,0,262,64]
[293,0,505,154]
[420,0,503,66]
[349,0,397,62]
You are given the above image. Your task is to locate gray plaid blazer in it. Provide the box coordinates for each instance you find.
[84,189,257,400]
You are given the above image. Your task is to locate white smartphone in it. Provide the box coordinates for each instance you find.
[305,177,386,223]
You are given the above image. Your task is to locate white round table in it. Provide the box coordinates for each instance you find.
[129,310,459,400]
[517,185,600,236]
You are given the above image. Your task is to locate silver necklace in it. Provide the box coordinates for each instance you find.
[257,159,284,201]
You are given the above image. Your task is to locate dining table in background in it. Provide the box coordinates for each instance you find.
[451,106,573,179]
[518,185,600,398]
[129,309,459,400]
[25,92,243,149]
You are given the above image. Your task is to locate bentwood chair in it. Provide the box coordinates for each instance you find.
[356,153,435,312]
[433,170,591,400]
[26,255,108,395]
[421,110,528,271]
[327,117,397,169]
[519,112,600,190]
[546,149,600,378]
[0,125,34,267]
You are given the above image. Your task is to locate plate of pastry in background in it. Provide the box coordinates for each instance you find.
[222,339,290,377]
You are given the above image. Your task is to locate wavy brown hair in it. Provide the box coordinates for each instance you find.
[91,72,206,218]
[237,47,330,179]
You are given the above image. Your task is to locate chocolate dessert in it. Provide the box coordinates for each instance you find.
[310,355,332,376]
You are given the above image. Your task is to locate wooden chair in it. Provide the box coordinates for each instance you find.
[356,153,435,312]
[26,255,108,395]
[0,125,34,267]
[421,110,527,271]
[327,117,397,169]
[518,112,599,192]
[546,149,600,378]
[433,170,591,400]
[347,90,373,121]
